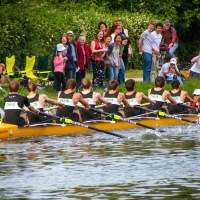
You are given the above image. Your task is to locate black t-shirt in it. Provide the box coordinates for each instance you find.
[3,94,30,126]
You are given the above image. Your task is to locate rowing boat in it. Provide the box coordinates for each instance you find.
[0,115,199,140]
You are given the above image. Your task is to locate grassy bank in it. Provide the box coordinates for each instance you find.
[0,70,199,109]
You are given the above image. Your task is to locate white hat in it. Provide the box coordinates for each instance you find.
[67,30,74,36]
[56,43,66,52]
[193,89,200,95]
[170,58,177,65]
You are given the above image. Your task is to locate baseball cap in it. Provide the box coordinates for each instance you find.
[164,19,170,25]
[170,58,177,65]
[193,89,200,96]
[67,30,74,36]
[56,43,66,52]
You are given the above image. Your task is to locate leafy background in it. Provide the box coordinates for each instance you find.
[0,0,199,69]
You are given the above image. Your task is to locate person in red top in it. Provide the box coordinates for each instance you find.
[163,19,178,58]
[76,34,92,88]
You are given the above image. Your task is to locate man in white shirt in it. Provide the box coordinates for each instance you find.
[138,21,154,83]
[159,58,181,78]
[190,53,200,79]
[150,23,163,82]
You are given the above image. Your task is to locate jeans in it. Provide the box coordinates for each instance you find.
[107,63,119,81]
[168,42,178,58]
[143,52,153,83]
[150,53,159,82]
[118,58,125,84]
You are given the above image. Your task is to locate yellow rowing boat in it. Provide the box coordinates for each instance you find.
[0,115,199,140]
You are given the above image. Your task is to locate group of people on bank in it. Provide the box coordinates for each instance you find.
[2,76,199,127]
[138,19,200,83]
[52,19,132,91]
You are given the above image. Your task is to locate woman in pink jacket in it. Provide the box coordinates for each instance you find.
[53,43,67,91]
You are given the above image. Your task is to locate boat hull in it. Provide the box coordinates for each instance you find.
[0,116,199,139]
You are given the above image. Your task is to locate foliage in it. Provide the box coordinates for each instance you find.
[0,0,199,70]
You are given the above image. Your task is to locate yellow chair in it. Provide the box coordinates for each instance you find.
[24,56,49,84]
[5,55,24,82]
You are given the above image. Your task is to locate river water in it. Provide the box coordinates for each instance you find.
[0,124,200,199]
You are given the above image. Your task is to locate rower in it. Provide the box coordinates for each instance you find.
[77,78,111,121]
[3,80,39,127]
[167,79,194,114]
[123,79,155,118]
[102,80,129,118]
[147,76,176,114]
[26,81,65,124]
[56,79,90,122]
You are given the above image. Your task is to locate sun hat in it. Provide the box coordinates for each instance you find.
[193,89,200,96]
[56,43,66,52]
[170,58,177,65]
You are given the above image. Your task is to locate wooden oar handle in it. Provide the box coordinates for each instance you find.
[43,106,59,111]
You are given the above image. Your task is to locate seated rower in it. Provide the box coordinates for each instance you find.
[56,79,90,122]
[26,81,65,124]
[191,89,200,108]
[123,79,155,118]
[168,79,193,114]
[102,79,129,118]
[3,80,39,127]
[147,76,176,114]
[77,78,111,122]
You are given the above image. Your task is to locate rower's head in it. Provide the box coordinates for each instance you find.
[81,78,91,89]
[108,80,119,90]
[9,80,20,92]
[171,79,180,89]
[66,79,77,90]
[27,81,37,92]
[125,79,135,91]
[155,76,165,88]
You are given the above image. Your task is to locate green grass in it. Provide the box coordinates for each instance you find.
[1,70,200,109]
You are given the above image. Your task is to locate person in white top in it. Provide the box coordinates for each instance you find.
[159,57,181,78]
[150,23,163,82]
[190,53,200,79]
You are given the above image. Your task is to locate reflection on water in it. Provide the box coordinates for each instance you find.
[0,124,200,199]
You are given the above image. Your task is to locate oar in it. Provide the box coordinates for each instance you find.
[177,103,200,112]
[90,108,166,132]
[134,105,197,124]
[39,112,126,138]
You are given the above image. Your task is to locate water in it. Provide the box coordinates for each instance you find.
[0,124,200,199]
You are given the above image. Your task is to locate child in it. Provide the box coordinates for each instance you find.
[53,43,67,91]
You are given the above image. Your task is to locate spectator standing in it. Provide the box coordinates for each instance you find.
[106,34,122,81]
[76,35,92,87]
[116,19,128,39]
[150,22,163,82]
[91,30,108,88]
[66,31,78,81]
[98,21,107,35]
[138,21,154,83]
[189,53,200,79]
[106,24,121,43]
[53,43,67,91]
[163,19,178,58]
